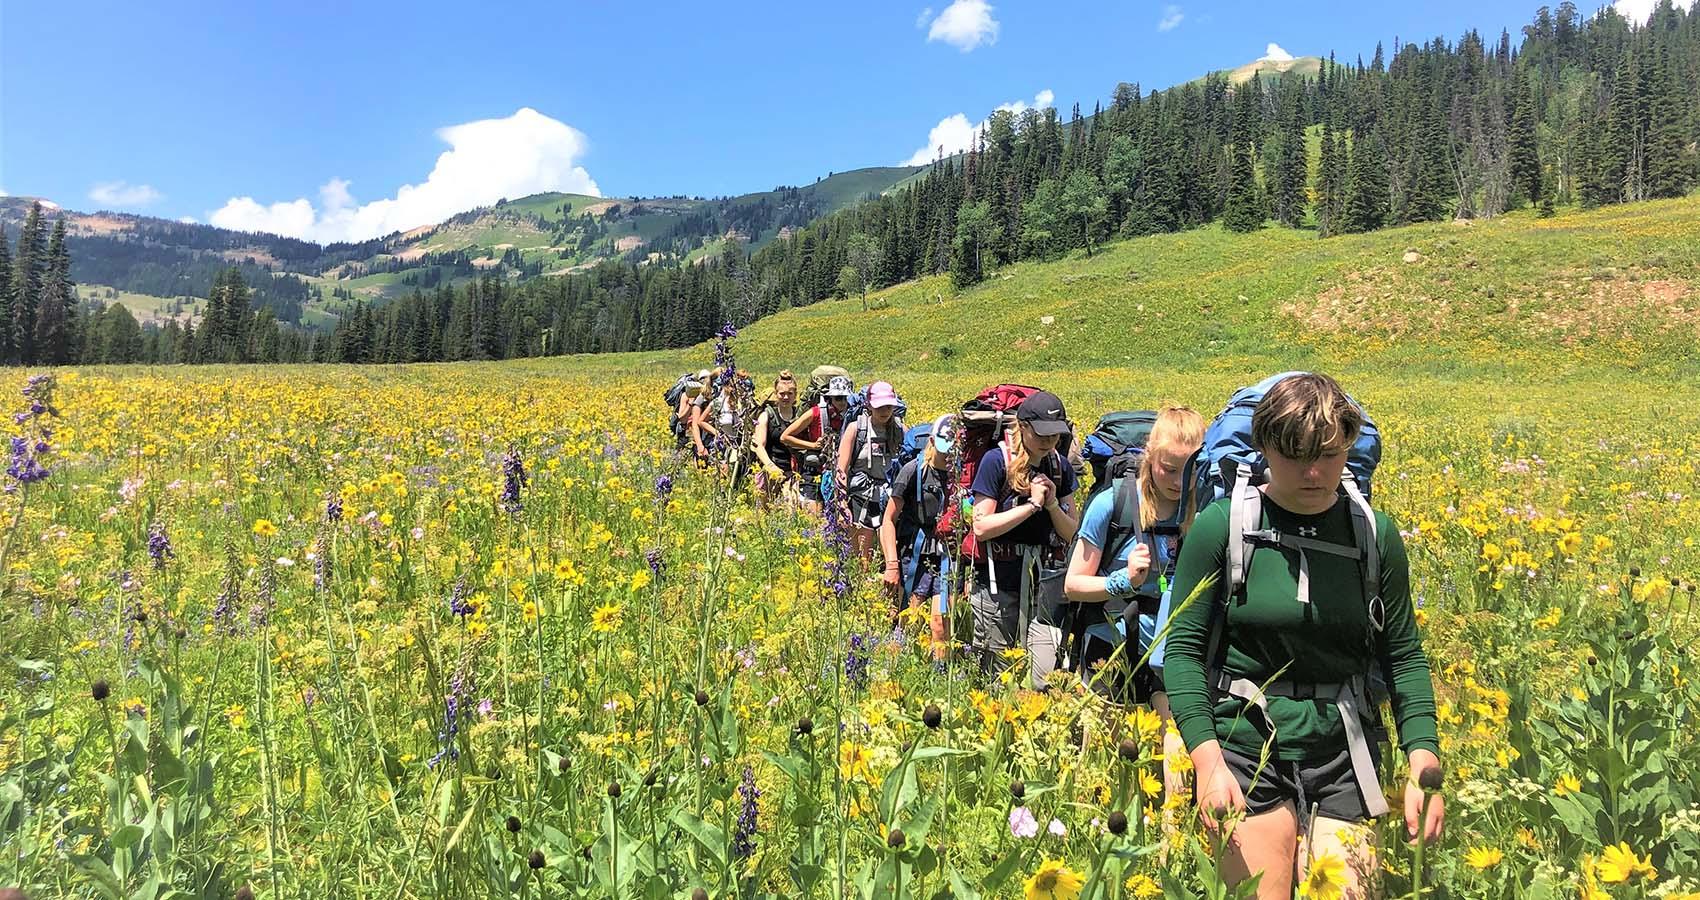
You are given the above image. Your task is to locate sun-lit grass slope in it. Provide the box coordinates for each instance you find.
[685,197,1700,382]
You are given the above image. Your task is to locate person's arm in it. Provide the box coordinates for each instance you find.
[971,491,1044,541]
[1160,501,1228,754]
[691,404,713,454]
[752,410,778,469]
[781,408,819,452]
[1046,489,1079,543]
[834,420,858,485]
[880,492,903,590]
[1372,511,1445,840]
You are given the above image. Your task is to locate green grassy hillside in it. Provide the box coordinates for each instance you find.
[622,197,1700,383]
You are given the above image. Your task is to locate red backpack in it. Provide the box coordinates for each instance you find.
[936,384,1043,560]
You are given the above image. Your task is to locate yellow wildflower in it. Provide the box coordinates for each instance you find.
[1464,847,1503,870]
[590,602,622,633]
[1023,859,1083,900]
[1297,851,1344,900]
[1554,773,1581,796]
[1595,841,1656,883]
[252,519,278,537]
[1124,873,1161,898]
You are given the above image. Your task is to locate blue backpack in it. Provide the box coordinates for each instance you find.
[892,422,934,487]
[1187,371,1381,505]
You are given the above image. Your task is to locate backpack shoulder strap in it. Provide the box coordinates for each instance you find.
[1225,470,1262,599]
[1342,477,1384,633]
[1102,474,1145,565]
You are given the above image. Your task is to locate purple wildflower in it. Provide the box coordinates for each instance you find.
[500,447,527,514]
[845,633,870,690]
[734,765,760,859]
[6,375,58,487]
[645,547,665,578]
[448,576,473,619]
[654,474,673,501]
[429,667,474,768]
[146,523,174,569]
[324,493,343,523]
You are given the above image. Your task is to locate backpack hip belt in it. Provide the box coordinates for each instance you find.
[1212,672,1389,818]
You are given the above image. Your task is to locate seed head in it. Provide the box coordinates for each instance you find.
[1107,811,1129,835]
[528,849,546,870]
[1118,738,1139,761]
[505,815,521,834]
[922,704,942,729]
[886,828,906,849]
[91,680,110,703]
[1010,780,1025,801]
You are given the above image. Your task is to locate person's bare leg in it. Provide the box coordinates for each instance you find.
[1215,802,1299,899]
[1299,815,1379,899]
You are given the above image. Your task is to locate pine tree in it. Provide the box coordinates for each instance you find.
[33,219,76,365]
[1221,140,1265,233]
[1607,51,1643,202]
[11,203,46,364]
[1343,129,1390,233]
[1508,69,1542,207]
[1272,86,1309,228]
[0,226,13,364]
[1317,123,1341,236]
[1644,44,1690,199]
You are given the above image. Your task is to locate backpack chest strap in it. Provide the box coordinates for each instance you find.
[1214,672,1389,817]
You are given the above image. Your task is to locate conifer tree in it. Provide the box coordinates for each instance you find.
[1222,140,1265,233]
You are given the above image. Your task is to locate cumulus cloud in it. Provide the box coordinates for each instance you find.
[925,0,999,52]
[209,107,600,243]
[901,89,1054,166]
[1613,0,1696,20]
[1260,42,1294,62]
[89,181,163,208]
[1157,5,1184,32]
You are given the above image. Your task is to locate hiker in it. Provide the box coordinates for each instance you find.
[692,369,751,474]
[1064,404,1202,793]
[968,390,1079,689]
[1163,374,1443,899]
[837,381,906,561]
[667,369,711,452]
[781,374,855,513]
[880,413,958,662]
[752,371,802,506]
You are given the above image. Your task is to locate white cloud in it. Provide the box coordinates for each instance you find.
[1613,0,1695,19]
[925,0,999,52]
[89,180,163,208]
[915,6,933,28]
[178,216,198,224]
[1260,42,1294,62]
[1157,5,1184,32]
[209,107,600,243]
[901,89,1054,166]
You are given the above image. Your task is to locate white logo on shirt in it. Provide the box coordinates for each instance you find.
[1298,525,1319,537]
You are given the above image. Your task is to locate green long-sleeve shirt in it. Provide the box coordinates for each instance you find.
[1162,492,1441,762]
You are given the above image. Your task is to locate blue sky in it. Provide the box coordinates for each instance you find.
[0,0,1646,243]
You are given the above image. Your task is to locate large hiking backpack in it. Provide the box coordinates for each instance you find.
[935,384,1043,559]
[893,422,934,487]
[1188,371,1381,507]
[1081,410,1158,508]
[802,365,850,408]
[663,372,702,438]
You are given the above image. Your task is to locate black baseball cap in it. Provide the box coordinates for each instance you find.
[1016,390,1069,436]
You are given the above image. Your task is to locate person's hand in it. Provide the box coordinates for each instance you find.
[1162,728,1190,799]
[1193,745,1245,833]
[1028,476,1053,508]
[881,563,902,596]
[1126,543,1152,585]
[1404,749,1445,844]
[763,463,784,480]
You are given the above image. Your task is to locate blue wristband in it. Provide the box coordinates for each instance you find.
[1105,569,1134,598]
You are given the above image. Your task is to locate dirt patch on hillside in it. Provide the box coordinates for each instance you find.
[1283,268,1699,346]
[615,236,644,252]
[70,213,134,236]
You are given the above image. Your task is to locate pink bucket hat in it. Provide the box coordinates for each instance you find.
[866,381,900,408]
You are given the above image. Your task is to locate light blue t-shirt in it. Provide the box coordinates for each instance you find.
[1078,484,1183,668]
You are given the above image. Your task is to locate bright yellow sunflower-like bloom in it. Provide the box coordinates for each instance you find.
[1024,859,1083,900]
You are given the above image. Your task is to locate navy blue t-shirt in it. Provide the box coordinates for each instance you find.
[970,446,1078,589]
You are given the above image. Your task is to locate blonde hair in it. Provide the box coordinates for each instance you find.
[1006,422,1039,494]
[1251,373,1363,461]
[1137,405,1205,533]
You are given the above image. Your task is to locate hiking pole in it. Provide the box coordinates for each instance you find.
[1408,767,1443,900]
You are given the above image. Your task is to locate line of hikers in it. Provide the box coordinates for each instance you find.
[663,366,1444,899]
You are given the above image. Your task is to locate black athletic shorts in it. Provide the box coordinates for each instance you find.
[1220,744,1384,823]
